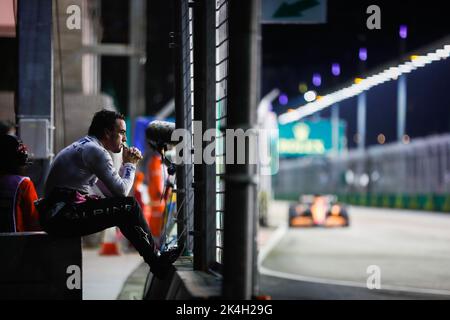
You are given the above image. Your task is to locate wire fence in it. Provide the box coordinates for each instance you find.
[215,0,228,265]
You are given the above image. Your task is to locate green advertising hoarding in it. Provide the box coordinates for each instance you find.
[278,119,346,157]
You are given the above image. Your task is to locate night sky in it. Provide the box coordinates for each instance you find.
[262,0,450,147]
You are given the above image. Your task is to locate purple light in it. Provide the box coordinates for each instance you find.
[331,63,341,76]
[312,73,322,87]
[359,47,368,61]
[399,25,408,39]
[279,94,288,105]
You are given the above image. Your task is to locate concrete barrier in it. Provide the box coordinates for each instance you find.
[143,257,221,300]
[0,232,82,300]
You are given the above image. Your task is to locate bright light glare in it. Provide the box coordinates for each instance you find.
[304,90,317,102]
[278,43,450,124]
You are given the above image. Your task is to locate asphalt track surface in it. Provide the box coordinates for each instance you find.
[258,206,450,299]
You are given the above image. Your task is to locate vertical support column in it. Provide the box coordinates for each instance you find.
[18,0,53,117]
[193,0,216,271]
[173,0,194,254]
[223,0,260,299]
[173,0,186,253]
[252,2,263,297]
[357,93,366,151]
[82,0,101,95]
[331,103,340,155]
[17,0,53,195]
[128,0,147,142]
[397,74,407,142]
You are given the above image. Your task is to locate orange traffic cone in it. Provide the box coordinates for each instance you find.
[99,227,120,255]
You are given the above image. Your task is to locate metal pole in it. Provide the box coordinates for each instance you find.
[193,0,216,271]
[173,0,195,255]
[128,0,147,143]
[357,92,366,151]
[331,103,340,155]
[357,47,367,152]
[397,74,407,141]
[223,0,260,299]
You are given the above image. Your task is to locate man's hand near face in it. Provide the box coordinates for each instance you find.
[123,145,143,165]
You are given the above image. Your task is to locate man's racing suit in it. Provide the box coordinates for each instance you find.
[39,136,159,267]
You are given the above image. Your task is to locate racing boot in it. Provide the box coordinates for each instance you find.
[159,244,185,265]
[150,244,185,279]
[132,225,184,279]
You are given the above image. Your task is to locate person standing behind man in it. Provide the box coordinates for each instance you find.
[0,134,41,232]
[38,109,182,279]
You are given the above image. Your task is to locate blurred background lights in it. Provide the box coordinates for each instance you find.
[298,82,308,93]
[371,171,380,182]
[304,90,317,102]
[279,94,288,105]
[402,134,411,144]
[353,133,360,144]
[345,170,355,185]
[360,174,370,188]
[278,44,450,125]
[399,25,408,39]
[331,63,341,76]
[312,73,322,87]
[359,47,368,61]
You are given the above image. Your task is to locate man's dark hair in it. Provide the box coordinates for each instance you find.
[88,109,125,139]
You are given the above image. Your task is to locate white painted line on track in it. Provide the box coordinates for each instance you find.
[258,226,450,297]
[258,225,288,265]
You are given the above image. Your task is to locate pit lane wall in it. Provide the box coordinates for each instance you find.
[142,256,221,300]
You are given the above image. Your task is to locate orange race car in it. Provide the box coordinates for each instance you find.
[288,195,350,228]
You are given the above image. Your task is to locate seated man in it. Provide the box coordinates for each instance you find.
[38,109,182,278]
[0,134,41,232]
